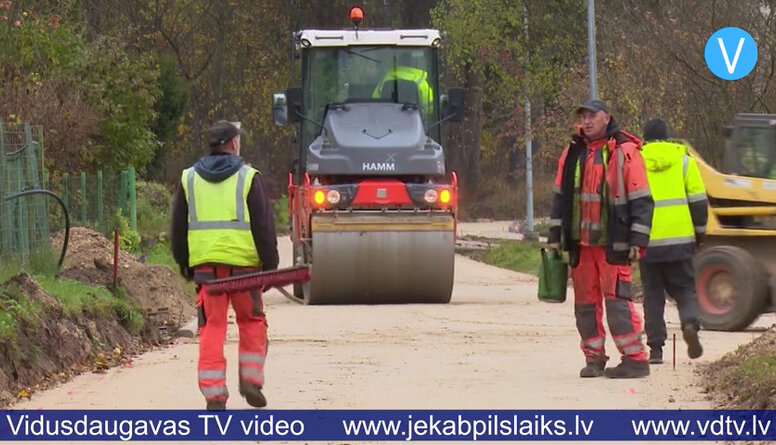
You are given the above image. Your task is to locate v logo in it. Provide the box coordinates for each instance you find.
[718,37,745,74]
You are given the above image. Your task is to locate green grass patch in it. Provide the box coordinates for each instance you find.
[480,240,643,288]
[0,243,60,282]
[145,241,178,271]
[0,283,42,343]
[143,240,196,294]
[33,277,145,335]
[482,240,545,276]
[739,356,776,383]
[274,194,290,235]
[34,275,114,316]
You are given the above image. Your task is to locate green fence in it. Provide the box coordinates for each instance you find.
[46,167,138,236]
[0,121,48,262]
[0,120,136,262]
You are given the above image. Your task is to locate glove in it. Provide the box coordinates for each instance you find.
[628,246,640,262]
[179,265,194,282]
[547,243,560,253]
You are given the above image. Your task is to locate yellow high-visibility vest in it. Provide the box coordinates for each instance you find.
[181,164,259,267]
[641,141,706,248]
[372,66,434,113]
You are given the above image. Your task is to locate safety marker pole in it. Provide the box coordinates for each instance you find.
[672,333,676,371]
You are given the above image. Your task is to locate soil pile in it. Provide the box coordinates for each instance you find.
[701,327,776,409]
[52,227,195,331]
[0,273,143,406]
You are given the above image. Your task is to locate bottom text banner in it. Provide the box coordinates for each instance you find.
[1,410,776,441]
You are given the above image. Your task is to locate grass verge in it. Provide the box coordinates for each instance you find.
[482,240,545,276]
[143,241,196,294]
[471,238,643,291]
[0,244,145,337]
[0,283,42,343]
[702,329,776,409]
[34,276,145,335]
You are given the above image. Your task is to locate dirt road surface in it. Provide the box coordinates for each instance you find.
[9,222,775,444]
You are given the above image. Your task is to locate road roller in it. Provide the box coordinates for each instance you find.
[271,7,464,304]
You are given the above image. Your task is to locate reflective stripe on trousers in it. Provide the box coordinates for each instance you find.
[571,246,647,361]
[239,352,266,386]
[198,265,269,401]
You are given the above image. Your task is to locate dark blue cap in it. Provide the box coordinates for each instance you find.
[576,99,609,114]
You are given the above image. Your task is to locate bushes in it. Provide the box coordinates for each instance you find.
[107,209,141,253]
[274,194,290,235]
[135,181,173,244]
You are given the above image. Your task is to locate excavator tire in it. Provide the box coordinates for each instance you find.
[694,245,769,331]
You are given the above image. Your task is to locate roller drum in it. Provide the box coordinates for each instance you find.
[305,213,455,304]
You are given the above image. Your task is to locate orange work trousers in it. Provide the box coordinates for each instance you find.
[571,246,647,362]
[196,266,268,403]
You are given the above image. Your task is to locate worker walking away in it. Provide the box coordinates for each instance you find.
[548,99,655,379]
[639,118,707,364]
[171,120,279,410]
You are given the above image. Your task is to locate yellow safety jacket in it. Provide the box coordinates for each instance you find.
[641,140,708,261]
[372,66,434,113]
[181,164,260,267]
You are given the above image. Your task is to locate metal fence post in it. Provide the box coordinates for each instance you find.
[0,121,7,254]
[16,163,28,259]
[119,170,127,217]
[62,172,69,214]
[42,169,49,241]
[128,166,137,232]
[80,171,87,227]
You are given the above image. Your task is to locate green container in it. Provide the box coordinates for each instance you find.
[538,248,568,303]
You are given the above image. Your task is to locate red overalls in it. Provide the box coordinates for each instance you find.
[196,266,268,403]
[553,135,650,363]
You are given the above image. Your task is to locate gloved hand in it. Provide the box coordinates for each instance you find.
[547,243,560,253]
[628,246,640,262]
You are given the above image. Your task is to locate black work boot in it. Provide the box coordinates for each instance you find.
[683,324,703,359]
[206,400,226,410]
[240,383,267,408]
[649,347,663,364]
[605,357,650,378]
[579,358,606,378]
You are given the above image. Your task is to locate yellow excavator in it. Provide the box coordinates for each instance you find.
[686,113,776,331]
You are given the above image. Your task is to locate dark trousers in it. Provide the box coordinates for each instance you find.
[639,259,700,349]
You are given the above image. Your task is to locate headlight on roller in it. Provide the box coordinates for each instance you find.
[423,189,438,203]
[327,189,341,204]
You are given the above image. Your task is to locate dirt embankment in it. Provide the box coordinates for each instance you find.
[0,273,141,406]
[53,227,196,329]
[701,327,776,410]
[0,228,196,406]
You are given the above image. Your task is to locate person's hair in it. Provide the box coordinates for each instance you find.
[643,118,669,142]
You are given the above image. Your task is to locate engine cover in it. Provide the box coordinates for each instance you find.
[306,102,446,176]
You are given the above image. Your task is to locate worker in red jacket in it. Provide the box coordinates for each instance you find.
[548,99,655,379]
[171,120,279,410]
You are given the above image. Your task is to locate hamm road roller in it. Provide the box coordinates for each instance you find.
[272,7,464,304]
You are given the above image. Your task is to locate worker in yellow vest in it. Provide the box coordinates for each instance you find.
[372,52,434,122]
[639,118,707,364]
[171,120,279,410]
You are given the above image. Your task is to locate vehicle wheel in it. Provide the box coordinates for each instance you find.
[694,245,769,331]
